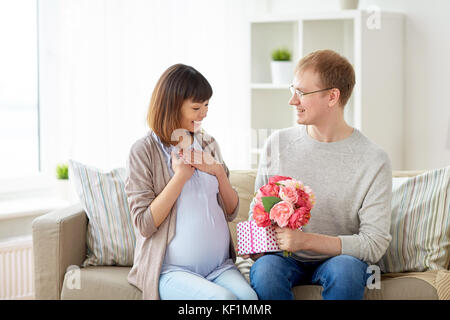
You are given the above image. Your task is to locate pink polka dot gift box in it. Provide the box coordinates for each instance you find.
[236,220,281,255]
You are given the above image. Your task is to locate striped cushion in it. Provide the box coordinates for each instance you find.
[378,166,450,273]
[69,160,136,266]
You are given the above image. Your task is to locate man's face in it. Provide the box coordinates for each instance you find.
[289,69,330,126]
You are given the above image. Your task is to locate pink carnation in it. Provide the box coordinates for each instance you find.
[280,179,301,189]
[288,207,311,229]
[258,183,280,198]
[255,190,263,202]
[300,211,311,226]
[296,189,313,211]
[279,186,299,205]
[269,201,294,228]
[253,203,271,228]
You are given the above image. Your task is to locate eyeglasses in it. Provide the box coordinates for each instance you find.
[289,85,334,99]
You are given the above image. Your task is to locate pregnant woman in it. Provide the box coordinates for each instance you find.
[125,63,257,300]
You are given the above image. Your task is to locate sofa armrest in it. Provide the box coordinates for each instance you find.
[32,203,87,300]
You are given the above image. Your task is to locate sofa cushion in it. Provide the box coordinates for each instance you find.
[61,263,437,300]
[291,277,438,300]
[61,266,142,300]
[69,160,136,267]
[378,166,450,273]
[235,257,437,300]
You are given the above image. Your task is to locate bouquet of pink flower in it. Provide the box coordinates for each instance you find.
[252,175,315,256]
[253,175,315,230]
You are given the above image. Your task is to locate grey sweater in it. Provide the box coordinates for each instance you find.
[251,125,392,265]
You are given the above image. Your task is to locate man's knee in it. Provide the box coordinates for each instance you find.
[328,254,366,268]
[321,255,368,282]
[249,254,296,300]
[250,254,287,286]
[250,255,280,280]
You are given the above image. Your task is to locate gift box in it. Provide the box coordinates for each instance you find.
[236,220,281,255]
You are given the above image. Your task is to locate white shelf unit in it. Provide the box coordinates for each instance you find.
[250,10,404,170]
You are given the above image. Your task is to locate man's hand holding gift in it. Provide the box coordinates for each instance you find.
[274,226,308,252]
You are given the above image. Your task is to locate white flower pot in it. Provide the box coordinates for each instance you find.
[56,179,79,204]
[270,61,293,85]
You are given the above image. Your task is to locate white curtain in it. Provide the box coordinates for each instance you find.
[38,0,253,174]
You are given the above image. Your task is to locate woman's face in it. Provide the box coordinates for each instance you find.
[179,98,209,133]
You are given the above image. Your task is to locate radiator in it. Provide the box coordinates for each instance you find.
[0,236,34,300]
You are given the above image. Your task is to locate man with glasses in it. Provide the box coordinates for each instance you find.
[246,50,392,300]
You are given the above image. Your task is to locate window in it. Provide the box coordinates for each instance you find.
[0,0,39,179]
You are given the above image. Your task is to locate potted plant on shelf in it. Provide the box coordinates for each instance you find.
[56,163,69,180]
[270,47,293,85]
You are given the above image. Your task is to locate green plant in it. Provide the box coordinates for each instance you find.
[56,163,69,179]
[271,47,291,61]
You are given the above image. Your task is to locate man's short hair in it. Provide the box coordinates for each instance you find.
[295,50,355,107]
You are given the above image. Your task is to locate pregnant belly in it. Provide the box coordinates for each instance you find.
[169,225,229,262]
[164,201,231,275]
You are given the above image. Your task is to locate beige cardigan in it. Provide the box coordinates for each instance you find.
[124,129,239,300]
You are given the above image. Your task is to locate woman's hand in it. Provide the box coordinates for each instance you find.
[179,149,223,176]
[179,148,238,216]
[148,151,194,229]
[171,150,195,182]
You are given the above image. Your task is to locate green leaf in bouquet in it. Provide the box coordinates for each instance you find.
[261,196,282,213]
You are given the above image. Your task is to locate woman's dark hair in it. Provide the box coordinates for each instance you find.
[147,64,213,146]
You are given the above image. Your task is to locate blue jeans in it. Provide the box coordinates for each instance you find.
[159,268,258,300]
[250,253,370,300]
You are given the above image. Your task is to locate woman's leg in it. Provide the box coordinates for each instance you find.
[212,268,258,300]
[159,271,238,300]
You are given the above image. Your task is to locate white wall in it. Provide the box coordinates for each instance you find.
[38,0,253,173]
[38,0,450,173]
[358,0,450,171]
[267,0,450,170]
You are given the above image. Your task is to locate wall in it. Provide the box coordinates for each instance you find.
[38,0,253,173]
[38,0,450,172]
[359,0,450,170]
[267,0,450,170]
